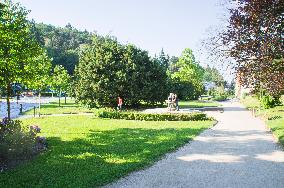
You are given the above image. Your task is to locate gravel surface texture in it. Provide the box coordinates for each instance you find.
[104,101,284,188]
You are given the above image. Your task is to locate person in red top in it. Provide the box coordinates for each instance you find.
[117,97,123,111]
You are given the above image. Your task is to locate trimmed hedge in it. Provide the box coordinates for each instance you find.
[96,110,213,121]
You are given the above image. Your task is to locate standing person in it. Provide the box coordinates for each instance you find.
[117,97,123,111]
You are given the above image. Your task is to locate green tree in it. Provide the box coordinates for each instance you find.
[52,65,70,106]
[35,23,92,74]
[74,35,169,107]
[0,0,43,119]
[171,48,204,99]
[203,66,225,87]
[26,51,52,116]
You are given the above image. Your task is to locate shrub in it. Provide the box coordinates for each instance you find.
[0,118,45,166]
[260,95,281,109]
[96,110,213,121]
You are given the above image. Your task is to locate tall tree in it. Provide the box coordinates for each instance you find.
[171,48,204,99]
[0,0,42,119]
[222,0,284,96]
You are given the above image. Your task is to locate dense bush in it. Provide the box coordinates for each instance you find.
[0,118,43,165]
[74,36,169,107]
[260,95,282,109]
[96,110,213,121]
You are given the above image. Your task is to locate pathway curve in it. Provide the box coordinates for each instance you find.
[105,101,284,188]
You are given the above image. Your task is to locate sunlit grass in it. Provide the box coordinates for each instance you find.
[0,116,214,187]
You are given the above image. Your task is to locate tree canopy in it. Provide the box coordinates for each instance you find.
[222,0,284,96]
[0,0,47,119]
[74,35,169,107]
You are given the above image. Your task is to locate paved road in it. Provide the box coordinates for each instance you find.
[105,101,284,188]
[0,97,55,119]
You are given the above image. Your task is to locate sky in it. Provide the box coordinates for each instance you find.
[15,0,228,64]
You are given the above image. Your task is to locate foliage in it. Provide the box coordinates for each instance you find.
[171,49,204,100]
[203,66,225,86]
[25,51,53,91]
[97,110,213,121]
[208,86,229,101]
[35,23,93,74]
[260,94,281,109]
[51,65,71,106]
[74,35,169,107]
[0,0,44,119]
[0,118,37,164]
[0,116,213,187]
[222,0,284,97]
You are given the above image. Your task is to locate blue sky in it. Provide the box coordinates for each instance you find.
[15,0,227,64]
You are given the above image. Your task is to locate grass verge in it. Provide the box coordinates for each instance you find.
[0,116,214,187]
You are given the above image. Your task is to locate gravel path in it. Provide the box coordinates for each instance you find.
[104,101,284,188]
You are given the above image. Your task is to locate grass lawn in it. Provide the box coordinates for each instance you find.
[0,116,214,187]
[177,100,220,109]
[241,96,284,147]
[23,99,94,115]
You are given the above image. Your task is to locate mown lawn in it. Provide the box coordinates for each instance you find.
[0,116,214,187]
[23,99,94,115]
[177,100,220,108]
[241,96,284,146]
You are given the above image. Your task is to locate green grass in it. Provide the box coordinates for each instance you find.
[177,100,220,108]
[241,96,284,147]
[23,99,94,115]
[0,116,214,187]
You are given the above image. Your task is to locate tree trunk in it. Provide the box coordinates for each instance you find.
[6,83,11,120]
[65,92,67,104]
[38,91,41,117]
[59,88,61,107]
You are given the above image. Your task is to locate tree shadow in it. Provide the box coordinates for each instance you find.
[0,127,207,187]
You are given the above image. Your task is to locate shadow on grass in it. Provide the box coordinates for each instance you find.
[0,127,207,187]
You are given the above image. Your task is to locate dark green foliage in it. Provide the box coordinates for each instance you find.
[171,80,200,100]
[97,110,212,121]
[74,36,169,107]
[35,23,92,74]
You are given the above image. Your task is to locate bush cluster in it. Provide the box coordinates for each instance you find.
[0,118,46,166]
[96,110,213,121]
[260,95,282,109]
